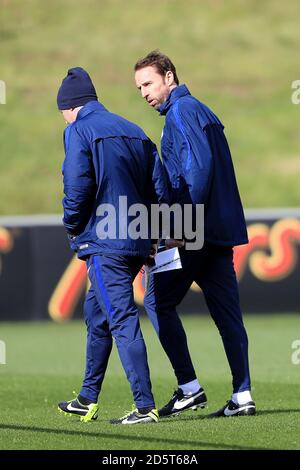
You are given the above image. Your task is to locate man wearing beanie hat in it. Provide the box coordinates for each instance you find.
[56,67,169,424]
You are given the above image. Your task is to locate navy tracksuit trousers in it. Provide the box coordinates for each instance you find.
[144,243,251,393]
[80,254,154,409]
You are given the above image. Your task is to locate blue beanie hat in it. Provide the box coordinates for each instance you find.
[57,67,98,110]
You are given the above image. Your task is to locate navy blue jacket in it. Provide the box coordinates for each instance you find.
[62,101,169,259]
[158,85,248,246]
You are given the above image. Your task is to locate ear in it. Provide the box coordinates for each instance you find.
[166,71,174,85]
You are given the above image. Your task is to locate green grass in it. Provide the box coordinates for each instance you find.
[1,0,300,215]
[0,314,299,450]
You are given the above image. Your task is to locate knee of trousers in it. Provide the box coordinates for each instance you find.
[85,314,110,338]
[111,322,143,345]
[144,291,175,315]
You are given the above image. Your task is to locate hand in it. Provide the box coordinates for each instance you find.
[165,239,185,250]
[145,243,157,267]
[67,234,77,241]
[67,233,78,252]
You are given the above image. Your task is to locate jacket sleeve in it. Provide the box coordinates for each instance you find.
[62,125,96,235]
[170,107,213,205]
[147,141,170,205]
[145,140,170,243]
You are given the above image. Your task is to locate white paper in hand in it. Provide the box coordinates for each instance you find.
[147,247,182,275]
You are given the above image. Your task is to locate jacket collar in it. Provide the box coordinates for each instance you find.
[158,84,191,115]
[76,100,107,121]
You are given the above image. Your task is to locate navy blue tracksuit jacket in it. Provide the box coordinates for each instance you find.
[62,100,169,258]
[158,84,248,246]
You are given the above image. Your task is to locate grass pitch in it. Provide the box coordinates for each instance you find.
[0,314,299,450]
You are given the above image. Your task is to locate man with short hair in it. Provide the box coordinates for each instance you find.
[56,66,169,424]
[134,51,255,418]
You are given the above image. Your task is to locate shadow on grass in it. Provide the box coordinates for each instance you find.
[164,408,300,422]
[251,409,300,416]
[0,423,267,450]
